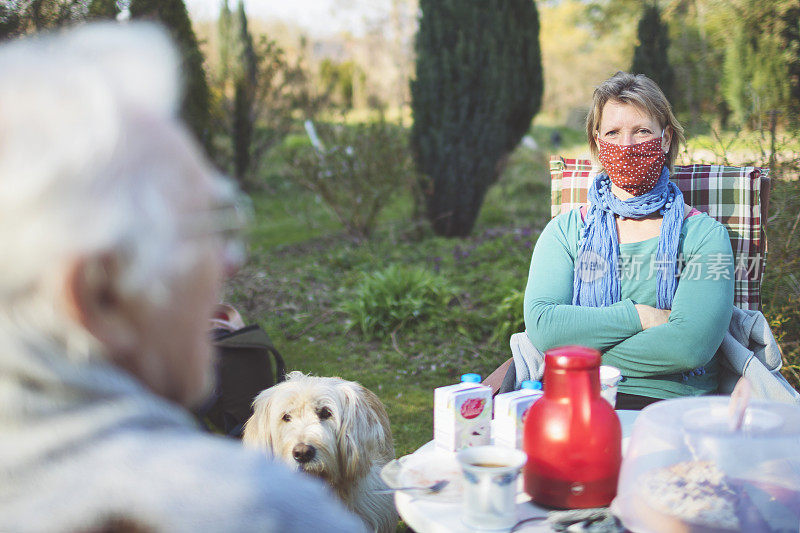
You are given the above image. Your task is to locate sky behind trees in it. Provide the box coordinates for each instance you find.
[184,0,385,36]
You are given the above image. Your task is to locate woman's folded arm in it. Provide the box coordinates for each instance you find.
[524,214,643,352]
[601,224,734,377]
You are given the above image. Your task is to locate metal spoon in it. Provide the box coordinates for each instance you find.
[374,479,450,494]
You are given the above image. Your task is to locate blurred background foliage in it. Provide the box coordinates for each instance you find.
[1,0,799,462]
[289,119,418,240]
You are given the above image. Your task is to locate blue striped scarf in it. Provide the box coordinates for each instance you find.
[573,166,684,310]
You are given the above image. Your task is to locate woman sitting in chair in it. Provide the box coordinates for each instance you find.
[524,72,734,410]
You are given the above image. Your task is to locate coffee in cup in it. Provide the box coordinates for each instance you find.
[456,445,527,530]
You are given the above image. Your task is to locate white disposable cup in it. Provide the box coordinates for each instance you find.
[600,365,622,407]
[456,445,527,530]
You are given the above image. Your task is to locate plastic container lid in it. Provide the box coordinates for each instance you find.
[461,373,481,383]
[521,380,542,390]
[613,396,800,533]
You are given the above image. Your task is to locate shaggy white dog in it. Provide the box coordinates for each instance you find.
[242,372,397,533]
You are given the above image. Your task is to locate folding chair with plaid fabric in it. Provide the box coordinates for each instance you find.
[549,156,771,311]
[483,157,772,393]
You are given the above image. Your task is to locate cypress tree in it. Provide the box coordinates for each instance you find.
[129,0,212,153]
[721,1,793,128]
[631,3,674,104]
[0,4,21,41]
[88,0,119,20]
[780,2,800,127]
[217,0,232,84]
[1,0,85,35]
[410,0,543,237]
[722,25,752,127]
[231,0,257,183]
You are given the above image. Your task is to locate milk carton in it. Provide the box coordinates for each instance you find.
[492,380,543,449]
[434,373,492,451]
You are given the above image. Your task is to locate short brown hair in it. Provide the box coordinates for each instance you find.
[586,71,685,170]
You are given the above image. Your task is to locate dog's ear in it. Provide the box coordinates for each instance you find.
[336,381,394,483]
[242,387,277,454]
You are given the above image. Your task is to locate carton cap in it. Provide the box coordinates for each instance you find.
[521,380,542,390]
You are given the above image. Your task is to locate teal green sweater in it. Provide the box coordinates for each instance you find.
[524,209,734,399]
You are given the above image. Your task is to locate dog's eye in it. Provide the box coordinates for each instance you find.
[281,413,292,422]
[317,407,332,420]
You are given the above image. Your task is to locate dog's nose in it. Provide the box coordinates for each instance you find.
[292,443,316,464]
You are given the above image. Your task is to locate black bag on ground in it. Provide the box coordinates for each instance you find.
[195,325,286,438]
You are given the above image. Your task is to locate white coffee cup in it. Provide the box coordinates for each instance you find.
[600,365,622,407]
[456,445,527,530]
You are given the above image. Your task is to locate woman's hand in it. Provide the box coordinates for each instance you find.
[635,304,671,330]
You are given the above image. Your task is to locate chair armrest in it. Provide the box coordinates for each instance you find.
[483,357,513,396]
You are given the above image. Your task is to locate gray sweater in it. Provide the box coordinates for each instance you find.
[0,331,367,532]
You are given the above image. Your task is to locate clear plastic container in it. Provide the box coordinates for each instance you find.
[612,396,800,532]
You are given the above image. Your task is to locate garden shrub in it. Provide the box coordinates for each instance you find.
[344,265,452,337]
[255,134,312,192]
[761,177,800,390]
[292,120,416,239]
[488,288,526,345]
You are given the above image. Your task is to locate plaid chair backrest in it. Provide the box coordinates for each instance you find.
[549,156,770,311]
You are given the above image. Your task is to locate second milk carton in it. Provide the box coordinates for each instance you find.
[493,380,543,449]
[434,373,492,451]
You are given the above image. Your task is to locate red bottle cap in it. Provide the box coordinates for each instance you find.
[545,345,601,370]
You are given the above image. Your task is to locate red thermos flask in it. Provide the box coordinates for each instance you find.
[523,346,621,508]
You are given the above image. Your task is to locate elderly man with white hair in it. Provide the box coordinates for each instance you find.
[0,23,367,532]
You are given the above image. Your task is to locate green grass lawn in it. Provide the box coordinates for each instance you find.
[224,141,552,457]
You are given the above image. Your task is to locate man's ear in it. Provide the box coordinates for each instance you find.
[62,254,138,358]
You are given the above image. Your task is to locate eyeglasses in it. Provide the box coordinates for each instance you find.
[181,175,253,271]
[209,194,252,270]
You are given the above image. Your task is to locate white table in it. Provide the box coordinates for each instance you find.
[395,410,640,533]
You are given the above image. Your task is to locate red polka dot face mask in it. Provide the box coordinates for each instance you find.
[597,134,667,196]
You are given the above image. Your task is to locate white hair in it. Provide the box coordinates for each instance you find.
[0,23,225,360]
